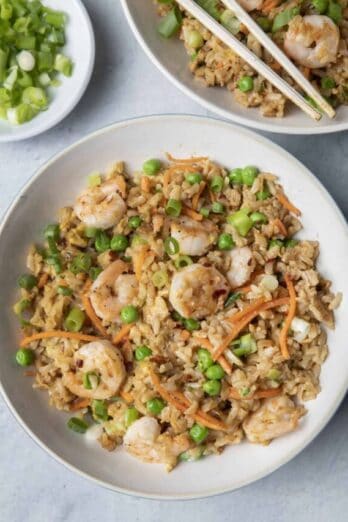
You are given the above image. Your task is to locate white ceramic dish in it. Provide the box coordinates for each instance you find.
[121,0,348,135]
[0,115,347,499]
[0,0,95,142]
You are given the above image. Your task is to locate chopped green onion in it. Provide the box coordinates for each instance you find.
[164,236,179,255]
[92,399,109,421]
[54,53,73,76]
[240,386,251,397]
[157,7,182,38]
[321,76,336,90]
[220,9,240,34]
[88,172,102,187]
[89,267,103,281]
[84,226,98,238]
[44,223,60,241]
[152,269,168,288]
[174,255,193,269]
[232,334,257,357]
[125,407,139,428]
[67,417,88,434]
[250,211,268,224]
[242,166,259,186]
[165,198,182,217]
[18,273,37,290]
[146,398,166,415]
[284,238,298,248]
[131,234,147,247]
[224,292,241,308]
[199,207,210,218]
[269,239,284,249]
[57,285,72,296]
[135,345,152,361]
[256,16,272,32]
[272,7,300,32]
[312,0,329,13]
[327,1,342,23]
[210,175,224,193]
[211,202,225,214]
[196,0,221,20]
[70,253,92,274]
[227,210,253,237]
[186,29,204,49]
[217,233,235,250]
[228,168,243,185]
[64,307,85,332]
[179,447,204,462]
[256,187,271,200]
[13,298,31,315]
[83,371,100,390]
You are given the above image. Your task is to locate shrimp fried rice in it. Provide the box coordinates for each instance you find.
[14,155,341,471]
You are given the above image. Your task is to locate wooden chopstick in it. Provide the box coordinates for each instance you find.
[222,0,335,118]
[175,0,321,121]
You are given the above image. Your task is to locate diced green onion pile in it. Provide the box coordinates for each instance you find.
[0,0,73,125]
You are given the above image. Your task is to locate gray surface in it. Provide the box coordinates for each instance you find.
[0,1,347,520]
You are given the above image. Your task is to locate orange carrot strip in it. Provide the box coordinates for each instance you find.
[262,0,281,13]
[279,275,296,360]
[226,297,266,325]
[20,330,102,347]
[120,389,133,404]
[194,337,232,375]
[149,368,188,411]
[236,285,252,294]
[273,218,288,237]
[276,192,301,217]
[82,278,93,294]
[213,297,290,361]
[113,324,132,344]
[233,269,264,294]
[166,153,208,163]
[81,294,108,337]
[192,182,206,210]
[38,273,49,289]
[182,205,203,221]
[163,170,171,190]
[179,329,191,341]
[133,246,148,281]
[229,387,282,400]
[172,391,228,431]
[69,398,91,411]
[141,176,151,193]
[209,190,216,203]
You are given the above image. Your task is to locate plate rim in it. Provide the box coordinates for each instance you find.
[0,0,95,143]
[0,114,347,500]
[120,0,348,136]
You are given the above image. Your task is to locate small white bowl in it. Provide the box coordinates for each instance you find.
[0,115,347,499]
[121,0,348,135]
[0,0,95,142]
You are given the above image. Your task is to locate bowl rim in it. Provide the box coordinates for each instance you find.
[0,0,95,143]
[120,0,348,136]
[1,114,347,500]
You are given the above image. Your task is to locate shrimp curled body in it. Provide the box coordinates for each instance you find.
[170,216,217,256]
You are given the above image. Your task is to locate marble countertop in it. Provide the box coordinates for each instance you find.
[0,1,347,520]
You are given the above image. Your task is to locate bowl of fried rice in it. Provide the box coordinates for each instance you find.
[121,0,348,134]
[0,115,347,498]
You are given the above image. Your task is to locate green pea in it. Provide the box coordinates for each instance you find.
[217,233,235,250]
[186,172,202,185]
[46,256,62,274]
[203,380,221,396]
[267,368,281,381]
[189,423,209,444]
[269,239,284,249]
[242,166,259,186]
[84,226,98,238]
[120,305,139,324]
[197,348,213,372]
[13,298,30,315]
[147,397,165,415]
[238,76,254,92]
[250,211,268,224]
[228,168,243,185]
[284,238,299,248]
[47,237,59,256]
[110,234,129,252]
[184,318,200,331]
[240,386,251,397]
[57,285,73,296]
[15,348,35,367]
[89,267,103,280]
[125,407,140,428]
[143,158,161,175]
[210,176,224,193]
[312,0,329,13]
[128,215,142,229]
[165,198,182,217]
[321,76,336,90]
[44,223,60,241]
[94,230,110,252]
[67,417,88,434]
[92,399,109,421]
[327,0,342,22]
[205,363,225,380]
[64,307,85,332]
[211,202,225,214]
[135,345,152,361]
[18,274,37,290]
[186,29,204,49]
[199,207,210,218]
[256,187,271,200]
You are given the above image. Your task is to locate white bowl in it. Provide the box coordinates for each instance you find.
[0,115,347,499]
[0,0,95,142]
[121,0,348,135]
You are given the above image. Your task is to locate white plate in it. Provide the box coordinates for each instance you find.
[0,0,95,142]
[0,115,347,499]
[121,0,348,135]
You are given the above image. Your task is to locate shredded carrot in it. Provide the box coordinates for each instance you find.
[279,274,296,360]
[81,294,108,337]
[192,181,206,210]
[82,278,92,294]
[140,176,151,193]
[38,273,49,289]
[149,368,187,411]
[113,324,132,344]
[262,0,281,13]
[213,297,290,361]
[120,388,133,404]
[69,398,91,411]
[182,205,203,222]
[166,153,207,164]
[229,387,282,400]
[226,297,265,325]
[115,175,127,198]
[152,214,164,233]
[179,329,191,341]
[20,330,101,347]
[273,218,288,237]
[194,336,232,375]
[163,170,171,191]
[209,190,216,203]
[133,245,148,281]
[236,285,252,294]
[276,192,301,217]
[233,269,264,294]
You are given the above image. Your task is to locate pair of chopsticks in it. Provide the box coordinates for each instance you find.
[176,0,335,121]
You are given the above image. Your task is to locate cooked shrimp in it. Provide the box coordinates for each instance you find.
[243,396,303,443]
[284,15,339,69]
[63,340,126,400]
[74,179,126,229]
[124,416,190,469]
[170,216,217,256]
[169,263,229,319]
[226,247,254,288]
[90,260,138,322]
[239,0,262,11]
